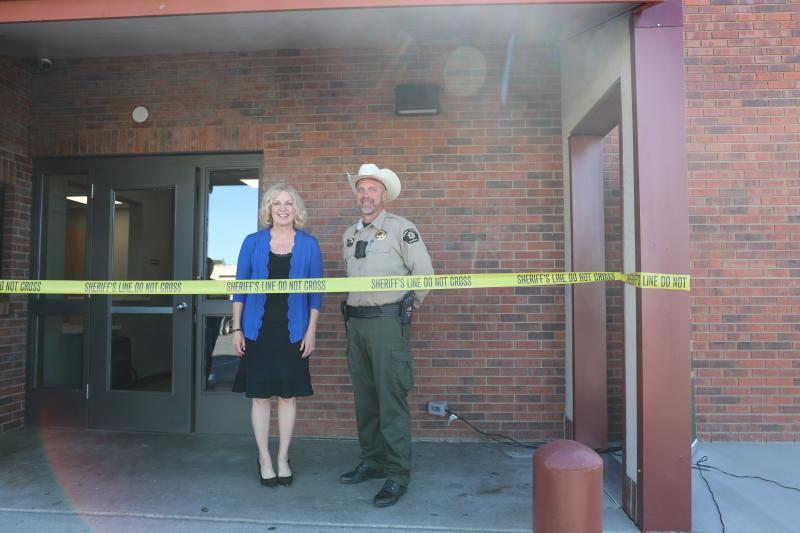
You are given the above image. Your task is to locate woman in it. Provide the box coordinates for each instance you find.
[231,182,322,488]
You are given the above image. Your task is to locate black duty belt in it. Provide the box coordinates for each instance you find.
[345,303,401,319]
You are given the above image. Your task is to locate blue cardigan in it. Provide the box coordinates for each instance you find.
[232,229,323,342]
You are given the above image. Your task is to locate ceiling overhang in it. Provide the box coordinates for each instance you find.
[0,1,651,60]
[1,0,656,23]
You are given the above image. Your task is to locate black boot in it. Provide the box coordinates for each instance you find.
[339,462,386,484]
[373,480,406,507]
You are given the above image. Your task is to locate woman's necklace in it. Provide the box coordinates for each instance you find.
[270,229,295,255]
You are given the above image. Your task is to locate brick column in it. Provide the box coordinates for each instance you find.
[0,57,33,432]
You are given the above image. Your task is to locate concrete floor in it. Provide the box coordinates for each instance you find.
[2,428,797,533]
[0,427,639,533]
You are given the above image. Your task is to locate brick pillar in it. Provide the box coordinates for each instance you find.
[0,57,33,432]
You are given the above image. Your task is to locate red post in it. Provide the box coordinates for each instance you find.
[533,440,603,533]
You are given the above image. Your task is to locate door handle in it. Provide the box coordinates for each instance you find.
[175,302,189,311]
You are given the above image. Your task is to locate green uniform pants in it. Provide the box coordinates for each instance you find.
[346,314,413,487]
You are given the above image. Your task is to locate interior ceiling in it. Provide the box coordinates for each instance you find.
[0,4,637,60]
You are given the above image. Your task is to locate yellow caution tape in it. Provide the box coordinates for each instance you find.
[0,272,689,295]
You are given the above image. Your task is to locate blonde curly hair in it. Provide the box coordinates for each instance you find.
[259,182,308,229]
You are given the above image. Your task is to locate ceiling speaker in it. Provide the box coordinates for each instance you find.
[395,83,440,116]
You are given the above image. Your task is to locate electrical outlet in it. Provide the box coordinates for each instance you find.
[428,400,447,416]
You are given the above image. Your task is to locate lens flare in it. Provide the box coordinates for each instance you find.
[443,46,487,97]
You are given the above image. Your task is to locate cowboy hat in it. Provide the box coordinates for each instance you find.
[347,163,401,201]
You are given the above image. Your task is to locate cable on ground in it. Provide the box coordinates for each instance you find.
[692,454,800,533]
[444,408,622,454]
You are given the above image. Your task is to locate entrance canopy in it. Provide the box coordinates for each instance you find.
[0,1,689,531]
[0,1,650,57]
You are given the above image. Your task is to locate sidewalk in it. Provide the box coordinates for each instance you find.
[0,427,638,533]
[689,442,800,533]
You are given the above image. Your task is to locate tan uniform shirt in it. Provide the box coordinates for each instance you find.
[343,209,434,307]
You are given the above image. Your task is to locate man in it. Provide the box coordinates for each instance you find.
[340,163,434,507]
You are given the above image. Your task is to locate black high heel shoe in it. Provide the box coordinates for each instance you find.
[257,457,277,488]
[277,460,293,487]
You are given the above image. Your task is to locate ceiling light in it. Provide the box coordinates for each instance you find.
[66,196,122,205]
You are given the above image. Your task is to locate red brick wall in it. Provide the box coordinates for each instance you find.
[603,127,623,444]
[685,0,800,441]
[15,2,799,444]
[30,45,566,440]
[0,57,32,432]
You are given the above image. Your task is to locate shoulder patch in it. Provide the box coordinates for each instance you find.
[403,228,420,244]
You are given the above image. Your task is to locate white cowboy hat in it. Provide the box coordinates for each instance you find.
[347,163,401,201]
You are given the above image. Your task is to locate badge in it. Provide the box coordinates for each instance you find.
[346,238,354,247]
[403,228,420,244]
[376,230,387,241]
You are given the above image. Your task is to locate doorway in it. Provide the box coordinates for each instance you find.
[28,154,261,433]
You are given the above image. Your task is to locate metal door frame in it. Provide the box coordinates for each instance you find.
[28,153,261,433]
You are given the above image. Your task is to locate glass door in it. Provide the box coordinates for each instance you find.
[194,165,260,433]
[88,166,195,432]
[28,173,91,427]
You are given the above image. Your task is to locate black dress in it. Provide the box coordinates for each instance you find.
[232,252,314,398]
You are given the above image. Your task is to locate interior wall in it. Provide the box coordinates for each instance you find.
[112,209,130,280]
